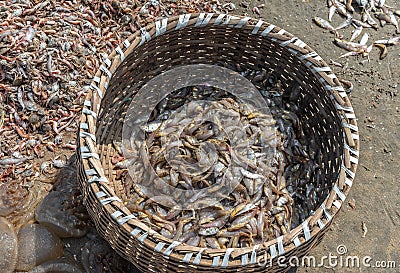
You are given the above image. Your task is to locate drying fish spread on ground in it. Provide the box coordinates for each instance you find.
[0,0,236,198]
[314,0,400,60]
[115,65,321,249]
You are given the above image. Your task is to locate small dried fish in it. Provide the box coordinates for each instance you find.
[329,5,337,21]
[348,198,356,209]
[336,17,353,30]
[335,38,372,58]
[355,0,368,8]
[199,226,219,236]
[333,0,350,18]
[374,36,400,45]
[374,12,396,29]
[352,18,376,28]
[359,32,369,46]
[141,121,162,133]
[350,26,363,41]
[335,38,365,52]
[361,221,368,237]
[375,0,385,8]
[330,59,343,67]
[374,43,388,59]
[389,12,400,33]
[346,0,355,12]
[252,6,260,15]
[0,156,33,165]
[0,107,4,130]
[314,17,341,36]
[339,79,354,93]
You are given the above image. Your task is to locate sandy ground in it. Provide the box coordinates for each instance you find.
[235,1,400,272]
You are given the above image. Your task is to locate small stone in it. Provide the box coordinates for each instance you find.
[0,217,18,273]
[35,157,89,238]
[348,198,356,209]
[240,1,249,8]
[15,223,64,271]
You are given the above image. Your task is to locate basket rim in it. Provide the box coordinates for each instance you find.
[77,12,360,267]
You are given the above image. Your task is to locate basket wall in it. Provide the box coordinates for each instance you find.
[77,13,359,273]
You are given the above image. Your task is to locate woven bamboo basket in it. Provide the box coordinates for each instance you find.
[76,13,359,273]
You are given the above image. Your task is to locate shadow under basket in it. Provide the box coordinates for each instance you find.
[76,13,359,273]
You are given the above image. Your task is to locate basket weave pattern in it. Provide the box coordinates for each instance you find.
[77,13,359,273]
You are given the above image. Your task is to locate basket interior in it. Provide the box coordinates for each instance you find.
[95,24,344,228]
